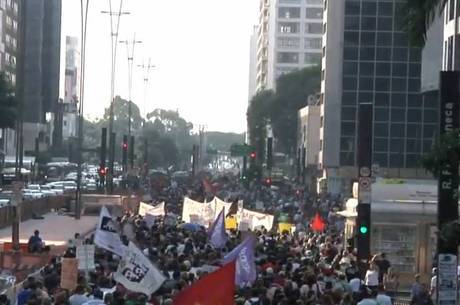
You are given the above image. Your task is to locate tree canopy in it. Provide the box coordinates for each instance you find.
[247,66,321,160]
[403,0,447,46]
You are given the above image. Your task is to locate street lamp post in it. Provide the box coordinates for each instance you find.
[101,0,129,194]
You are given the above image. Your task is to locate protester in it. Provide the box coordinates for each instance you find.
[1,175,406,305]
[376,285,392,305]
[382,267,399,297]
[28,230,44,253]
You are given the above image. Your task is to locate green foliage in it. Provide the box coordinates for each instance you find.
[247,90,275,164]
[0,72,17,129]
[83,100,195,170]
[421,130,459,177]
[403,0,447,46]
[270,66,321,154]
[247,66,321,159]
[205,132,245,152]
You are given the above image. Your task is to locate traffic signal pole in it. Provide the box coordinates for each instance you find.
[356,103,373,264]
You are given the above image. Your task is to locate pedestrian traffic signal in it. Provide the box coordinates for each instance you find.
[356,203,371,260]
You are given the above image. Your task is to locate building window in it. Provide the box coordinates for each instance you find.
[304,52,321,63]
[304,37,322,48]
[277,37,300,48]
[278,22,299,33]
[305,22,322,34]
[277,52,299,64]
[278,7,301,19]
[305,7,323,19]
[345,1,360,15]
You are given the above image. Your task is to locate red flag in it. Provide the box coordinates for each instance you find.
[202,178,217,195]
[311,212,326,232]
[173,262,236,305]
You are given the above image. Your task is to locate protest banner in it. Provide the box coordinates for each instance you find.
[61,258,78,290]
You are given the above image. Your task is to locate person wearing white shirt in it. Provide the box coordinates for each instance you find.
[365,263,380,288]
[430,268,437,302]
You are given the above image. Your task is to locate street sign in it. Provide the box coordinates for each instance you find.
[230,144,253,157]
[359,177,371,191]
[438,254,457,305]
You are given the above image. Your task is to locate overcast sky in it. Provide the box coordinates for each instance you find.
[60,0,259,133]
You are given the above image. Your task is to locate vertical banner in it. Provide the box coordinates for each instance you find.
[437,72,459,305]
[356,103,373,261]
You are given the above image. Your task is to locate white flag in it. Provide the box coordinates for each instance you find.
[94,206,126,257]
[114,242,165,296]
[138,202,165,217]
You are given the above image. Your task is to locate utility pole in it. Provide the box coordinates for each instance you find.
[138,59,155,183]
[75,0,90,220]
[101,1,129,194]
[119,34,142,137]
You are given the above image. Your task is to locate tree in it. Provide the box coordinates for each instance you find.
[0,72,17,129]
[103,96,143,136]
[247,90,275,165]
[269,66,321,155]
[421,130,459,177]
[403,0,447,46]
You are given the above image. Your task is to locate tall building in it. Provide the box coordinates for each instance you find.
[0,0,19,157]
[443,0,460,70]
[320,0,436,195]
[248,25,259,102]
[17,0,62,152]
[255,0,323,92]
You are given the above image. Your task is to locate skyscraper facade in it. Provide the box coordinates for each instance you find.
[320,0,436,194]
[0,0,19,157]
[17,0,61,151]
[255,0,323,92]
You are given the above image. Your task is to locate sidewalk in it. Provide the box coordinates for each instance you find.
[0,212,98,246]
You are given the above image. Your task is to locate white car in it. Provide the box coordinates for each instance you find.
[39,185,58,197]
[46,182,65,195]
[22,189,43,200]
[27,184,41,191]
[63,181,77,191]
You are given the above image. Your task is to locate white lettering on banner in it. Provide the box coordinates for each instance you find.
[239,248,251,273]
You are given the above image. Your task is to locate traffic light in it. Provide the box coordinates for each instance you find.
[356,203,371,260]
[122,135,128,169]
[250,152,256,159]
[99,128,107,185]
[264,177,272,186]
[99,167,106,176]
[129,136,135,169]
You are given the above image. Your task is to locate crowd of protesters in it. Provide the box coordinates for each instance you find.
[0,175,435,305]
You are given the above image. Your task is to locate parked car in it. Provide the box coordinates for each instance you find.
[39,185,57,197]
[63,181,77,191]
[46,182,65,195]
[22,189,43,200]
